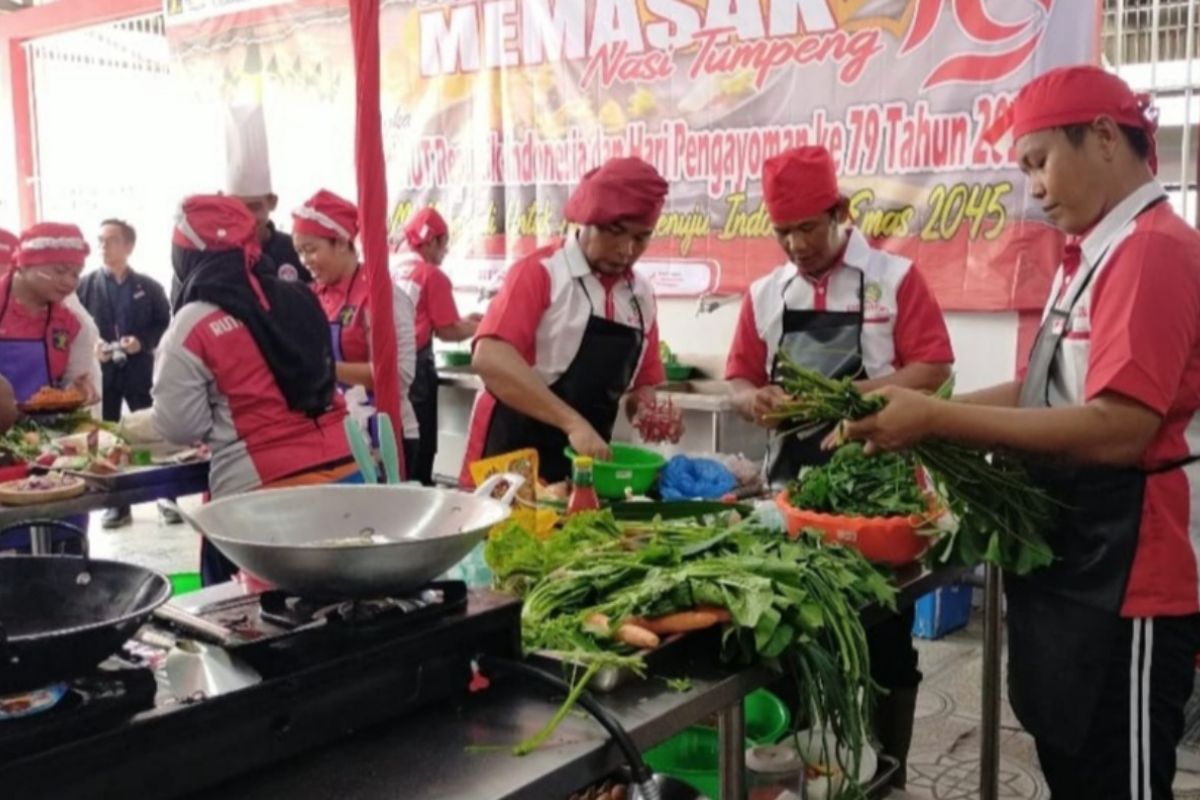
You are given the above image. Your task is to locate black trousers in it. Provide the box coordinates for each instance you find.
[1035,614,1200,799]
[410,370,438,486]
[101,371,152,423]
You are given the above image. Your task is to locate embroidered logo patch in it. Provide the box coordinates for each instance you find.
[51,329,69,351]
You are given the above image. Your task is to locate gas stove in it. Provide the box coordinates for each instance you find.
[0,581,521,800]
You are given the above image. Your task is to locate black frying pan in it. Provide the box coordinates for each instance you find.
[0,555,171,694]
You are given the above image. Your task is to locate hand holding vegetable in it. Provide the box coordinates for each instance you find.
[751,385,789,428]
[842,385,937,454]
[771,358,1056,575]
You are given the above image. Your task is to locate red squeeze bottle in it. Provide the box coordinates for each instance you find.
[567,456,601,515]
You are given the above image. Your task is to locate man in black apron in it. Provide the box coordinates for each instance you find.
[844,66,1200,798]
[462,158,669,485]
[726,145,955,788]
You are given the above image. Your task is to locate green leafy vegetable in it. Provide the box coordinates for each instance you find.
[789,443,926,518]
[485,510,896,790]
[771,361,1055,575]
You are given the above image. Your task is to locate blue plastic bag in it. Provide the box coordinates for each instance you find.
[659,455,737,501]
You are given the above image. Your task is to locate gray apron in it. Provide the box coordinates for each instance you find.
[766,269,865,484]
[1006,195,1196,753]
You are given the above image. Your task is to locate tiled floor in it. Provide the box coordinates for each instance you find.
[88,503,1200,799]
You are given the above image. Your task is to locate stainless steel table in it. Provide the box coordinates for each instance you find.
[185,563,971,800]
[0,461,209,552]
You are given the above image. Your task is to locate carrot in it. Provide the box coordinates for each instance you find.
[614,623,660,650]
[639,606,732,635]
[582,612,611,637]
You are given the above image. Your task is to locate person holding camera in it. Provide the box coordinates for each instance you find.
[76,219,171,528]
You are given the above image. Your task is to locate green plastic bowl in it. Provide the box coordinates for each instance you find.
[440,350,472,367]
[643,727,729,800]
[642,689,790,798]
[169,572,202,596]
[743,689,791,745]
[664,363,694,382]
[564,443,666,499]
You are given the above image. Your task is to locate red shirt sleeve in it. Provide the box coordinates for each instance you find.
[424,266,462,330]
[633,321,666,388]
[1085,231,1200,415]
[724,294,770,386]
[893,266,954,366]
[474,254,551,363]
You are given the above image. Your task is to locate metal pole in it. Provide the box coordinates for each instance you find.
[718,699,747,800]
[1150,0,1161,93]
[1182,0,1197,222]
[1114,0,1126,67]
[980,562,1003,800]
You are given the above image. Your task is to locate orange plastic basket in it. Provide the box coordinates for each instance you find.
[774,490,938,566]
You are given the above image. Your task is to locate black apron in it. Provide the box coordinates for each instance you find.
[409,343,439,485]
[482,276,645,483]
[1005,194,1196,753]
[766,269,865,484]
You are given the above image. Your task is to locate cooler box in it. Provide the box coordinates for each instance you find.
[912,583,973,640]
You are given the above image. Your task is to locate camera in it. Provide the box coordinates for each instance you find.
[103,342,128,366]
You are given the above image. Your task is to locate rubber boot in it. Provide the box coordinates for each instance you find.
[873,685,919,789]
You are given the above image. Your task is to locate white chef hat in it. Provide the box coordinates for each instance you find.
[224,103,273,197]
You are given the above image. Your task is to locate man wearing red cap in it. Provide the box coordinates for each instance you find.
[391,206,482,484]
[725,145,953,788]
[149,195,355,584]
[844,65,1200,796]
[0,222,100,409]
[461,157,669,484]
[293,189,420,471]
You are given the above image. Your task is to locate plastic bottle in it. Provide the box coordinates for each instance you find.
[567,456,601,514]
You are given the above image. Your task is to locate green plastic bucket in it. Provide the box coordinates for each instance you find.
[169,572,202,596]
[564,443,666,499]
[642,689,790,798]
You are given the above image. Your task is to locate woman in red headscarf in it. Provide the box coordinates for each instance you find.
[151,195,355,585]
[391,207,482,485]
[0,223,100,408]
[461,157,669,485]
[0,223,99,553]
[843,66,1200,796]
[293,189,420,470]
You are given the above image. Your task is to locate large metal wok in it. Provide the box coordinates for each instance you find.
[0,555,171,694]
[186,475,523,598]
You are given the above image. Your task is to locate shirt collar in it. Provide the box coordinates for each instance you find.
[563,234,592,279]
[316,266,358,299]
[1080,180,1167,269]
[563,234,638,290]
[795,228,864,286]
[841,228,871,271]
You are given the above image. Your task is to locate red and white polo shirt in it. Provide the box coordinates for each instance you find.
[725,228,954,387]
[391,252,463,352]
[459,235,665,484]
[1038,180,1200,618]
